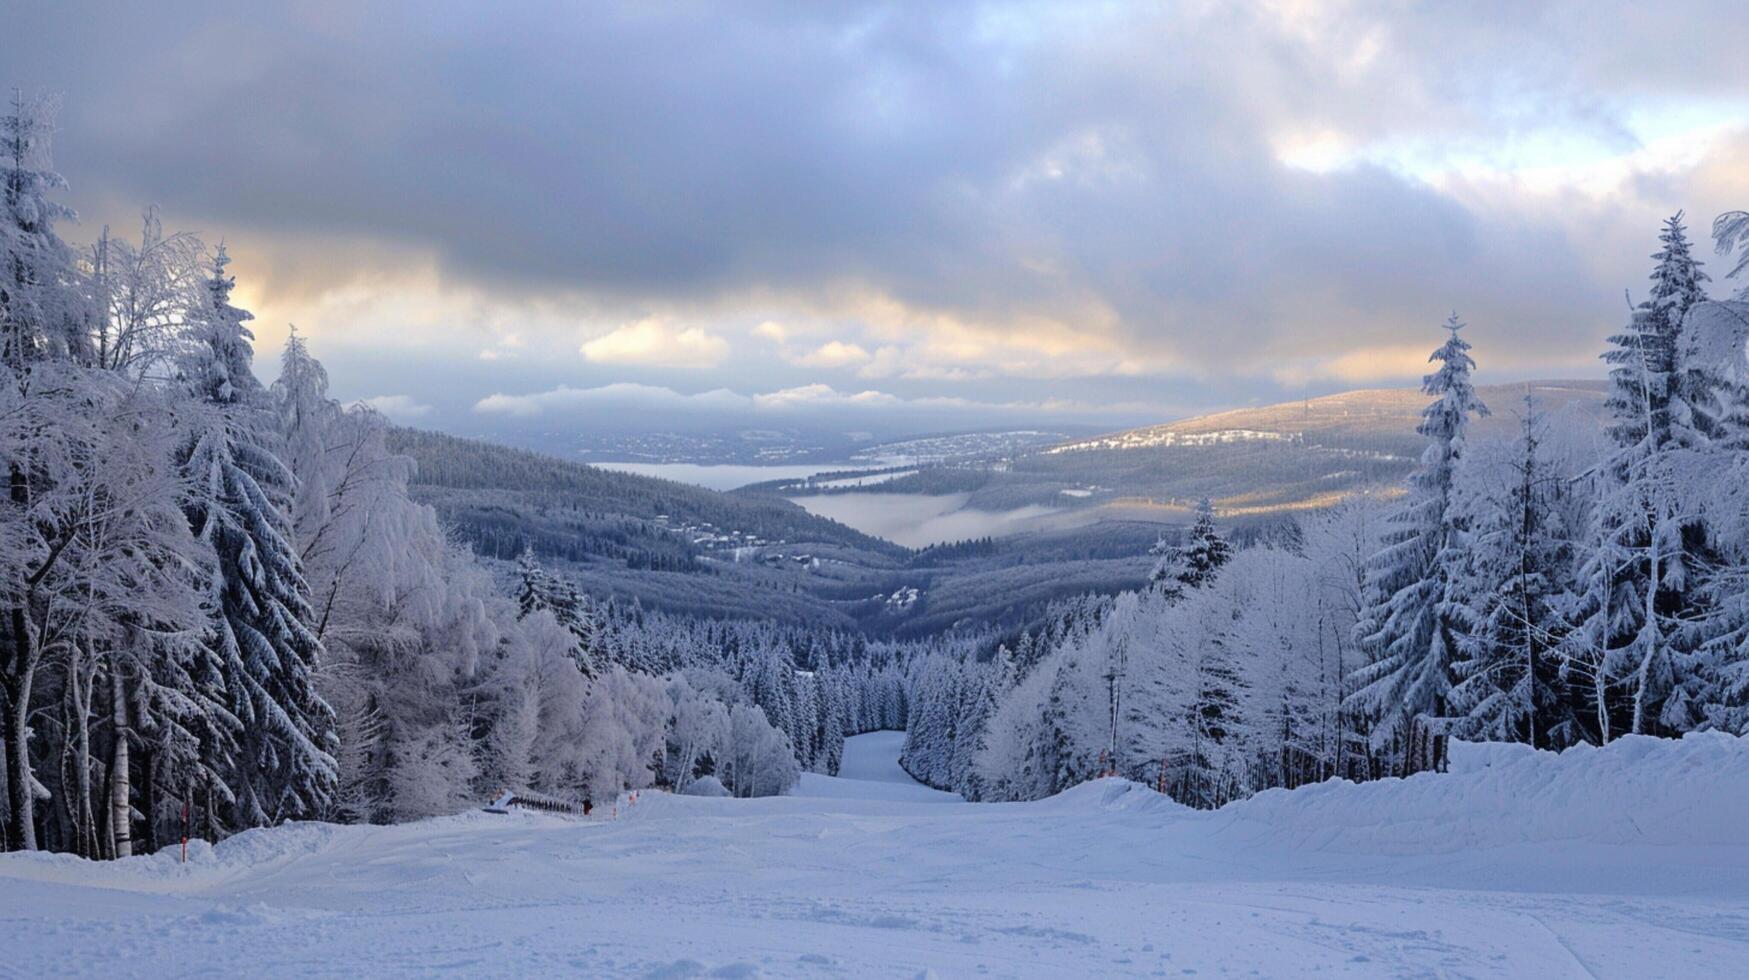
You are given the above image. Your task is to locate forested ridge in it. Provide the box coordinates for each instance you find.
[389,426,904,559]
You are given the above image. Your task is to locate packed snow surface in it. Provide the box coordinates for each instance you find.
[3,732,1747,977]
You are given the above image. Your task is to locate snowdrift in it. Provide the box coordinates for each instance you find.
[1226,732,1748,854]
[1048,732,1749,857]
[681,775,730,797]
[1033,776,1193,816]
[0,808,572,891]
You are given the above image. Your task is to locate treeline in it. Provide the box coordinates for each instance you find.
[904,211,1749,806]
[424,493,707,572]
[512,558,928,774]
[911,537,999,564]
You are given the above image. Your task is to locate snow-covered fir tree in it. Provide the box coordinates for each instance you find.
[1176,497,1232,590]
[1447,398,1580,748]
[1347,314,1488,774]
[1570,215,1724,740]
[1148,498,1231,598]
[179,247,337,829]
[514,547,598,675]
[0,90,81,370]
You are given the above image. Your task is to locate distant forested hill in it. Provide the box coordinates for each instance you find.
[385,427,1159,635]
[1046,380,1608,458]
[389,427,904,558]
[738,380,1610,519]
[385,381,1609,635]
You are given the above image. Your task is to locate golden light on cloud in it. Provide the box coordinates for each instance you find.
[580,317,730,369]
[789,340,873,369]
[752,320,790,342]
[1273,343,1434,386]
[800,286,1139,381]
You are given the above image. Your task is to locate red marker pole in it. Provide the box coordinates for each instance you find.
[181,798,190,864]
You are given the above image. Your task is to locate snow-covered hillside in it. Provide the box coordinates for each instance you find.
[1047,380,1609,456]
[1,731,1744,978]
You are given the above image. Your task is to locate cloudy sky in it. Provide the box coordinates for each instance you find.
[8,1,1749,437]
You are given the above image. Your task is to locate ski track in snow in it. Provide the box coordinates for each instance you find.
[3,730,1748,978]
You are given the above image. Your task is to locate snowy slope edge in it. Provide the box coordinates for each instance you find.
[1048,731,1748,855]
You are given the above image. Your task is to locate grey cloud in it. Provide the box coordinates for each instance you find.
[6,0,1748,397]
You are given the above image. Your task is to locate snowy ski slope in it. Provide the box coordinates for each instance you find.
[1,731,1745,977]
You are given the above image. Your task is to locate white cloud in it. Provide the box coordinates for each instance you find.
[580,317,729,368]
[751,384,900,410]
[359,394,434,420]
[474,381,1169,423]
[787,340,872,369]
[474,382,750,417]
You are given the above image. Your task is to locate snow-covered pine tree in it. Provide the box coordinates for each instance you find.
[1179,498,1232,589]
[1448,397,1580,748]
[180,246,336,829]
[1042,638,1101,793]
[0,90,81,370]
[1348,313,1488,774]
[1119,591,1198,796]
[1600,215,1712,454]
[949,652,1006,799]
[512,547,598,675]
[812,670,846,775]
[789,673,820,769]
[744,645,797,749]
[900,656,957,787]
[1147,535,1185,595]
[1651,214,1721,448]
[1572,216,1722,740]
[515,547,559,621]
[1150,498,1230,601]
[1690,213,1749,729]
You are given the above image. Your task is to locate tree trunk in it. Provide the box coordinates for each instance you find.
[1633,524,1661,737]
[0,719,9,852]
[138,744,158,855]
[3,608,38,851]
[108,667,132,859]
[4,686,35,850]
[1596,562,1614,744]
[69,660,98,858]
